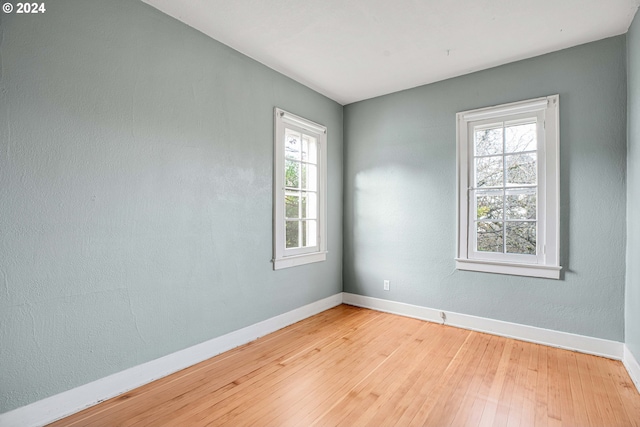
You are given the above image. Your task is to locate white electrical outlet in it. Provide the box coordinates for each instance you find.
[383,280,390,291]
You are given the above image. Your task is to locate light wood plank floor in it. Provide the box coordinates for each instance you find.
[50,305,640,426]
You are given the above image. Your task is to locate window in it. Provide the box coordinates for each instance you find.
[273,108,327,270]
[456,95,561,279]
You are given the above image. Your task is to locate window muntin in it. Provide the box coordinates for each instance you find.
[456,96,560,279]
[273,108,327,270]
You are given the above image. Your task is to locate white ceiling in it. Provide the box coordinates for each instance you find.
[142,0,640,105]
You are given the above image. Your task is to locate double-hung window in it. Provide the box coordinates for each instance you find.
[456,95,561,279]
[273,108,327,270]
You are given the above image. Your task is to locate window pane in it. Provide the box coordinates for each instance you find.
[285,160,299,188]
[301,220,317,247]
[286,220,318,249]
[506,153,536,186]
[477,221,503,253]
[302,135,317,164]
[301,163,317,191]
[506,190,536,220]
[506,222,536,254]
[476,192,503,220]
[475,156,503,187]
[285,192,300,219]
[475,127,503,156]
[285,129,301,160]
[505,123,536,153]
[286,221,299,249]
[301,192,317,219]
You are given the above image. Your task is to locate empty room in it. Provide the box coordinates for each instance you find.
[2,0,640,425]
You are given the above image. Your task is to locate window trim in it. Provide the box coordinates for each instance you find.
[455,95,561,279]
[273,108,327,270]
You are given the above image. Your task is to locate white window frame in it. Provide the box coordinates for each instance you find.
[273,108,327,270]
[455,95,561,279]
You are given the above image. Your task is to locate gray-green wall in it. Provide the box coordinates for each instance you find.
[0,0,343,413]
[627,11,640,361]
[343,36,627,341]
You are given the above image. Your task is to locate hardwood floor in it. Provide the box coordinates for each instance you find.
[49,305,640,426]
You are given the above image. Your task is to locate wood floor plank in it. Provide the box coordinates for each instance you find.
[48,305,640,427]
[505,339,531,427]
[478,339,515,427]
[554,348,576,426]
[492,339,524,427]
[533,344,549,427]
[518,342,539,427]
[565,351,591,427]
[546,347,563,424]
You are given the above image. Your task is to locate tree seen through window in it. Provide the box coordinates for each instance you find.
[474,122,537,255]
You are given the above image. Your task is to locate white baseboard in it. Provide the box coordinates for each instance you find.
[0,293,343,427]
[623,345,640,394]
[342,293,624,360]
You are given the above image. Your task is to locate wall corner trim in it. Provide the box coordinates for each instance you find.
[0,293,343,427]
[342,293,624,360]
[623,345,640,394]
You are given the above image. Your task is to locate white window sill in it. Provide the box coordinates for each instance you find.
[273,251,327,270]
[455,258,561,279]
